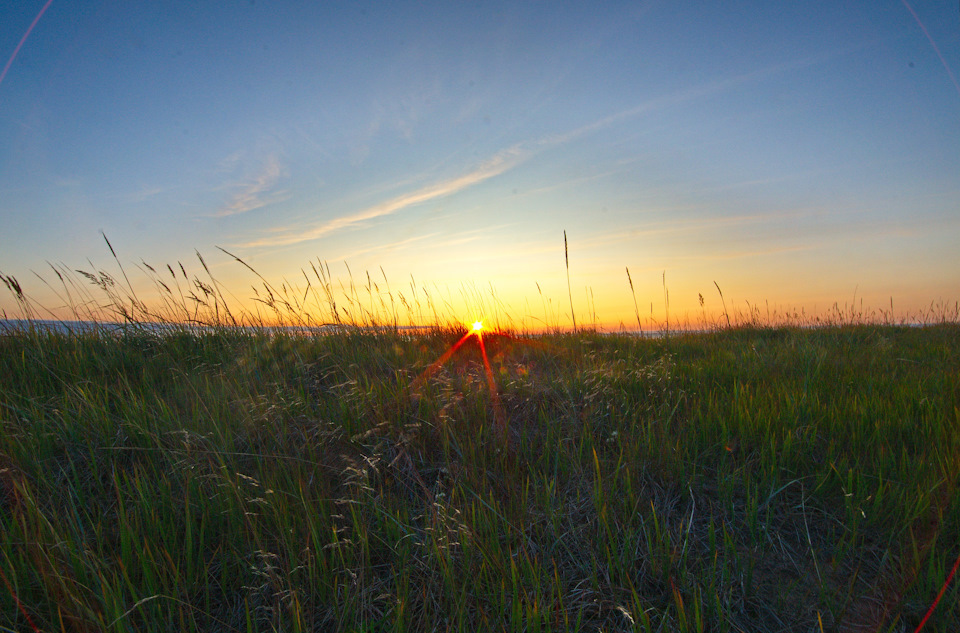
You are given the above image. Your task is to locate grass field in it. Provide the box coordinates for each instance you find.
[1,319,958,632]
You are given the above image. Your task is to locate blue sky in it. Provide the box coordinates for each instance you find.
[2,1,958,327]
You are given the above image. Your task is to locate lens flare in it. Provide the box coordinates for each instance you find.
[408,321,564,443]
[0,0,54,90]
[900,0,960,99]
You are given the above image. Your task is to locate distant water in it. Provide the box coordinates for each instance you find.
[0,319,322,336]
[1,319,690,338]
[0,319,449,336]
[0,319,125,335]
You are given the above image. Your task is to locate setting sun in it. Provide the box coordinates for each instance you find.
[471,320,484,332]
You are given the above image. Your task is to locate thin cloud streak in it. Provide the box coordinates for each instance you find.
[241,145,528,248]
[217,155,287,217]
[336,232,440,261]
[238,48,866,250]
[585,212,791,247]
[109,185,167,204]
[676,245,816,262]
[519,164,639,197]
[493,211,822,262]
[540,49,855,149]
[334,223,516,262]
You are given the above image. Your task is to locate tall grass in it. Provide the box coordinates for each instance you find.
[626,266,642,335]
[564,230,576,333]
[2,319,958,631]
[1,240,959,631]
[4,233,959,334]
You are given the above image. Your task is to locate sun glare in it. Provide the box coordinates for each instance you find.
[472,320,484,332]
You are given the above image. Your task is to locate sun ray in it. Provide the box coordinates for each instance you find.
[409,330,474,392]
[407,321,570,443]
[476,329,506,435]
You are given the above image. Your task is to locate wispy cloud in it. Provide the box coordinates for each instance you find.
[330,222,516,262]
[539,50,851,150]
[236,53,842,249]
[217,154,288,217]
[336,232,441,261]
[109,185,167,204]
[519,163,641,197]
[240,145,528,248]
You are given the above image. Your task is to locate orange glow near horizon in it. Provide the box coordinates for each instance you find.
[3,247,958,332]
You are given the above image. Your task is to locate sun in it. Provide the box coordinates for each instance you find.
[471,320,484,333]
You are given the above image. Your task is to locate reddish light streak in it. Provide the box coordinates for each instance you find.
[900,0,960,99]
[410,325,569,444]
[409,330,474,392]
[410,326,531,438]
[0,552,40,632]
[476,330,507,434]
[0,0,54,91]
[913,550,960,633]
